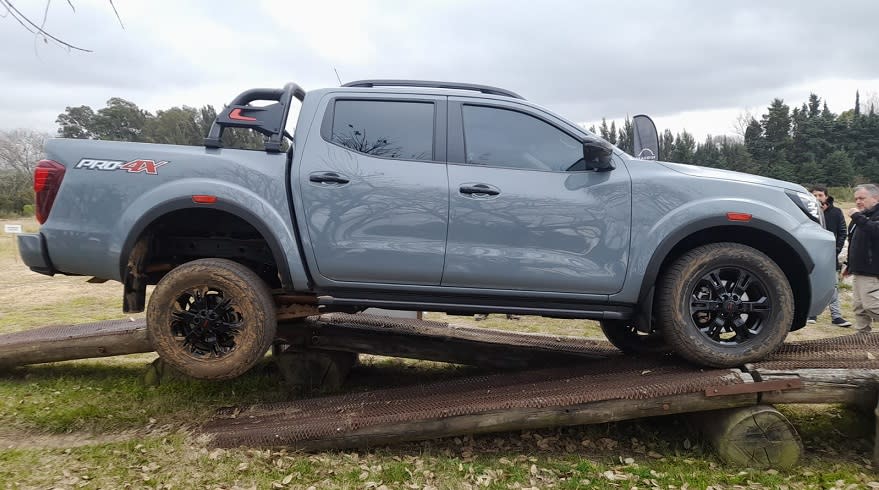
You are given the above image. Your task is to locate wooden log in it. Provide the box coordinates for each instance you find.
[259,392,758,451]
[273,348,358,395]
[756,369,879,410]
[693,405,802,469]
[0,320,153,368]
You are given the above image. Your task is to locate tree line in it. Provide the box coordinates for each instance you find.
[593,91,879,187]
[0,92,877,216]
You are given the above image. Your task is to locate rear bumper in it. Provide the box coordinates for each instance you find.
[17,233,55,275]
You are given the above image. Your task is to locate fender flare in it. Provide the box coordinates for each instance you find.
[118,197,295,289]
[635,216,813,325]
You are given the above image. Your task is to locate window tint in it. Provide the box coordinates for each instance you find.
[462,105,584,171]
[331,100,434,161]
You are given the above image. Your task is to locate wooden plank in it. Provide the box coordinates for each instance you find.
[756,369,879,408]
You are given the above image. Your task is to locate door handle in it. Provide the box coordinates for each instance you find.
[459,184,500,196]
[309,172,350,185]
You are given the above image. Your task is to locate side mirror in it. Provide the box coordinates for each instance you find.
[583,138,615,171]
[633,114,659,160]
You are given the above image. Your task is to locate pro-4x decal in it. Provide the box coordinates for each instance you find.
[75,158,168,175]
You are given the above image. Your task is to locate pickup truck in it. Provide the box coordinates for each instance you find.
[19,80,837,379]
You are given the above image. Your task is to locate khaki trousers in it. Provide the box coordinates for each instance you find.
[852,274,879,332]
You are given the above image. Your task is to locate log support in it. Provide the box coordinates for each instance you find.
[693,404,802,469]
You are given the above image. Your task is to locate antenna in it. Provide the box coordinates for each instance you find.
[334,67,343,85]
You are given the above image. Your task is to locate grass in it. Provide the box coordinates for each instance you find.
[1,217,878,488]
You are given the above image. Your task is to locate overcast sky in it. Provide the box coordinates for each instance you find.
[1,0,877,140]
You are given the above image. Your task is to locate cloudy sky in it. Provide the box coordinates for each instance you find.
[1,0,877,140]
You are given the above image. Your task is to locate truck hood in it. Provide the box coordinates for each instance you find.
[656,161,806,193]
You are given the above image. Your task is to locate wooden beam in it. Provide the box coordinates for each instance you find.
[755,369,879,409]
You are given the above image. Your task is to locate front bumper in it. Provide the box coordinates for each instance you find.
[799,225,838,317]
[17,233,55,276]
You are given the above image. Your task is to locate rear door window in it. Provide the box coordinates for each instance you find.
[331,100,435,161]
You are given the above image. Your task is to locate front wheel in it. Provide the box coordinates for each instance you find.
[656,243,793,367]
[147,258,277,380]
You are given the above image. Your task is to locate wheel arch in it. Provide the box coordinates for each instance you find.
[119,198,295,313]
[637,217,812,332]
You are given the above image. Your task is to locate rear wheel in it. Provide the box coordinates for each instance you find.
[657,243,793,367]
[599,320,667,354]
[147,258,277,380]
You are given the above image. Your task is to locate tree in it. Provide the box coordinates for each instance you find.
[0,129,48,214]
[607,121,617,145]
[55,99,266,150]
[822,150,855,186]
[761,98,792,154]
[56,106,96,139]
[91,98,151,142]
[599,118,611,141]
[659,129,675,161]
[670,131,696,163]
[616,116,634,154]
[144,106,204,146]
[0,129,48,176]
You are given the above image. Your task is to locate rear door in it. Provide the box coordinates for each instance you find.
[297,94,449,285]
[442,98,632,294]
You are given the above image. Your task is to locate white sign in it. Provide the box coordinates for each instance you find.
[4,224,22,234]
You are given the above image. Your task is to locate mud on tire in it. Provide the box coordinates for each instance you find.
[146,258,277,380]
[657,243,793,368]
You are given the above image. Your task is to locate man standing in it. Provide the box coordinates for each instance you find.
[808,186,852,326]
[845,184,879,333]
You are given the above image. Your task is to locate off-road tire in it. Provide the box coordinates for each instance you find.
[599,320,668,354]
[147,258,277,380]
[657,243,793,367]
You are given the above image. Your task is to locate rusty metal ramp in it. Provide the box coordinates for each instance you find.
[752,332,879,370]
[202,332,879,450]
[0,318,151,368]
[202,355,751,450]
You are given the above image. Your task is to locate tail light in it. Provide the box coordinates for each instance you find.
[34,159,66,224]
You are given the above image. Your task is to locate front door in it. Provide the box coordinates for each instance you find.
[442,100,631,294]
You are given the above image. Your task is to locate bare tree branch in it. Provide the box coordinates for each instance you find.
[108,0,122,28]
[1,0,92,52]
[65,0,74,12]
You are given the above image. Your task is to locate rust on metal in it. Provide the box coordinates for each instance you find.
[0,318,147,346]
[203,358,745,448]
[705,378,803,397]
[275,304,319,321]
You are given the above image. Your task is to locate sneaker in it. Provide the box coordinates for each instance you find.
[832,317,853,327]
[806,317,817,324]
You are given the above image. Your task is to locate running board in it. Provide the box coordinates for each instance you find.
[319,296,631,320]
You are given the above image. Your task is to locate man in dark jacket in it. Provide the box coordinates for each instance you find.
[809,186,852,326]
[845,184,879,332]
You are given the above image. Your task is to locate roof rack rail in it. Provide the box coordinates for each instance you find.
[342,79,525,100]
[204,82,306,153]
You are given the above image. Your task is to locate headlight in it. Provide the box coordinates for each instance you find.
[786,190,823,226]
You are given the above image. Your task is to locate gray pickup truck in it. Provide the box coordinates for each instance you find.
[19,80,836,379]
